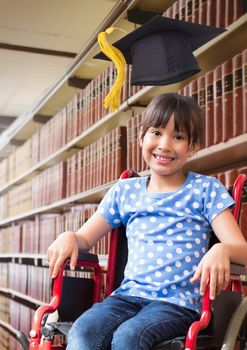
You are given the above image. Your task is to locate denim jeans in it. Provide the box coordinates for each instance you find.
[66,294,199,350]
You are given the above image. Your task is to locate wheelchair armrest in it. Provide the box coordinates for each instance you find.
[185,263,247,349]
[29,250,102,342]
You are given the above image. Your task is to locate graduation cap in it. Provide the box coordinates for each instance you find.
[95,15,225,111]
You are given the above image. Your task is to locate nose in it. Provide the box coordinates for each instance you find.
[157,135,172,151]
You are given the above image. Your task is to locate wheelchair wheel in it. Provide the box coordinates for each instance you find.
[221,296,247,350]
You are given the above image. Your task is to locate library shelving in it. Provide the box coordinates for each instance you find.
[0,0,246,347]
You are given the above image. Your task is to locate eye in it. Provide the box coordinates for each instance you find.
[151,130,161,136]
[174,134,186,141]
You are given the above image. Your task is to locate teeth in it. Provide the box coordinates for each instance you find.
[155,155,173,161]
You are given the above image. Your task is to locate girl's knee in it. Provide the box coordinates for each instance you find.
[67,318,95,349]
[111,323,142,349]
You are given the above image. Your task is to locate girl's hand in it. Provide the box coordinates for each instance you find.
[47,231,79,278]
[190,243,230,300]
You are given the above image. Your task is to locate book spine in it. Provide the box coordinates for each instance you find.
[222,59,233,142]
[198,0,207,25]
[213,64,223,144]
[185,0,193,22]
[233,52,243,137]
[115,127,127,179]
[233,0,245,21]
[206,0,217,26]
[179,0,186,20]
[225,0,234,27]
[216,0,226,27]
[192,0,199,23]
[172,0,180,20]
[243,49,247,134]
[205,70,215,147]
[198,75,206,149]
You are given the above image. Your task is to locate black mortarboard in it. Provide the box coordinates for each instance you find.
[95,15,225,86]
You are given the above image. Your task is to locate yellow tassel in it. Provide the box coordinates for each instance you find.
[98,27,126,112]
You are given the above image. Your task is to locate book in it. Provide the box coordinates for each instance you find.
[198,0,207,24]
[216,0,226,27]
[205,70,215,147]
[233,52,243,137]
[222,59,233,142]
[198,75,206,149]
[213,64,223,144]
[206,0,217,26]
[243,49,247,134]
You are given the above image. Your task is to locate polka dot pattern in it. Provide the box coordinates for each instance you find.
[98,172,235,313]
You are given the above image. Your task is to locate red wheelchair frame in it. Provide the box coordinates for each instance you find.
[17,171,247,350]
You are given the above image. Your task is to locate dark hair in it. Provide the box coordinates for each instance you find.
[140,93,204,149]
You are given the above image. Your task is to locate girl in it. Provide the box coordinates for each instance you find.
[48,93,247,350]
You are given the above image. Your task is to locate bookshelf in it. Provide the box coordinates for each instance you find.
[0,14,245,198]
[0,0,246,347]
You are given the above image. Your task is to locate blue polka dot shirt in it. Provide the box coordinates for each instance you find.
[98,172,235,313]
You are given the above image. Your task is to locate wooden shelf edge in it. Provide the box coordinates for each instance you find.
[0,103,131,197]
[0,181,114,227]
[185,134,247,174]
[0,319,18,336]
[0,287,45,307]
[0,253,47,265]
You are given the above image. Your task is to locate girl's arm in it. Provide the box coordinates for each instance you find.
[47,211,112,278]
[191,208,247,300]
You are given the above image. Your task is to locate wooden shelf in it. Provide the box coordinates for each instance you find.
[0,252,108,269]
[0,287,44,308]
[0,181,113,226]
[185,133,247,174]
[0,319,18,337]
[0,14,246,197]
[0,253,47,266]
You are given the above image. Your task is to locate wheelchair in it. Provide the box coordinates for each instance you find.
[17,170,247,350]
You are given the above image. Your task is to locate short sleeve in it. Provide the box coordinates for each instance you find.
[203,177,235,223]
[97,182,123,228]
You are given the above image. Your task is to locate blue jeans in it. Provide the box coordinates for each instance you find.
[66,294,199,350]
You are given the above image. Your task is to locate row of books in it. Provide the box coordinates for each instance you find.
[0,295,9,324]
[0,138,32,187]
[32,162,67,209]
[66,126,127,197]
[189,50,246,148]
[0,125,127,219]
[164,0,245,28]
[0,165,246,256]
[8,263,50,304]
[215,167,247,240]
[0,329,25,350]
[0,204,112,255]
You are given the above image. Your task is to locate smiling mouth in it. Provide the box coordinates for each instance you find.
[153,154,175,162]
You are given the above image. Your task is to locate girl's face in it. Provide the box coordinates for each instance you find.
[139,115,195,179]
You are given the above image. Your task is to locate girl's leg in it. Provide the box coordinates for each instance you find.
[66,295,141,350]
[111,300,199,350]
